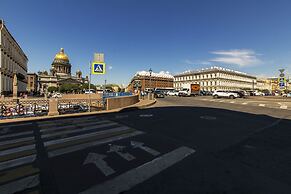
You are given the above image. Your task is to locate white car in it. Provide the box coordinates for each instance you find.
[213,91,239,99]
[52,93,62,98]
[167,90,179,96]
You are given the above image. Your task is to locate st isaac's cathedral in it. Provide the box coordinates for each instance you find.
[38,48,88,93]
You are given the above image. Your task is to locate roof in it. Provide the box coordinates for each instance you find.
[174,66,256,78]
[135,70,174,79]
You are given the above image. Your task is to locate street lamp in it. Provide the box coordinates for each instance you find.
[149,68,152,92]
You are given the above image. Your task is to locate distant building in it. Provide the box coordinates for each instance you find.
[174,66,256,91]
[0,20,28,95]
[128,71,174,92]
[26,73,38,93]
[38,48,88,93]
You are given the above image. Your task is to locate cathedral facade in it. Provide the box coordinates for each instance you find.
[38,48,88,93]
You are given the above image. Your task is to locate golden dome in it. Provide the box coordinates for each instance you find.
[54,48,69,61]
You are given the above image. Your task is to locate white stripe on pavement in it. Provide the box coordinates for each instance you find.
[259,104,265,107]
[44,126,132,147]
[280,105,288,109]
[48,131,144,158]
[0,136,34,146]
[242,102,248,105]
[0,144,35,157]
[0,155,36,171]
[0,131,33,140]
[41,122,118,139]
[79,146,195,194]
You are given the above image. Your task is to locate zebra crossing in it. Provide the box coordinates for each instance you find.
[0,122,39,194]
[199,98,291,110]
[37,117,144,159]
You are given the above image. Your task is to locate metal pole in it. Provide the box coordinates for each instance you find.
[88,61,91,112]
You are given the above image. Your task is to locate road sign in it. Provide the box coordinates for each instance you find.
[92,62,106,75]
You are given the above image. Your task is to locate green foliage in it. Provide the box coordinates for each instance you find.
[47,86,58,93]
[80,83,96,90]
[60,83,81,93]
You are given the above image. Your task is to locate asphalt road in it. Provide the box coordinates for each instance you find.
[1,96,291,194]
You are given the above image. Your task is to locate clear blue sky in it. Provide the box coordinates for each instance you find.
[2,0,291,85]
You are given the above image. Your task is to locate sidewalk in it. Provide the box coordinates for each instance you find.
[0,99,156,124]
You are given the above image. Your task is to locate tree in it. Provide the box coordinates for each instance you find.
[47,86,58,93]
[80,83,96,90]
[60,83,81,93]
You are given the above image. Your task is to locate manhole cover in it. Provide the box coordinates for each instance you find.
[200,116,217,120]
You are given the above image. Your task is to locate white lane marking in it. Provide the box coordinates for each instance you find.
[0,174,39,194]
[107,144,135,161]
[200,116,216,120]
[83,153,115,176]
[41,122,118,139]
[0,155,36,171]
[44,126,131,147]
[242,102,248,105]
[0,144,35,157]
[280,105,288,109]
[139,114,153,118]
[219,100,225,102]
[115,115,129,119]
[131,141,160,156]
[38,119,106,128]
[259,104,265,107]
[0,122,33,129]
[0,136,34,146]
[80,146,195,194]
[229,101,235,104]
[0,131,33,140]
[48,131,144,158]
[209,99,215,102]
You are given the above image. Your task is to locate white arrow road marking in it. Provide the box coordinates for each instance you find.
[107,144,135,161]
[80,146,195,194]
[83,152,115,176]
[131,141,160,156]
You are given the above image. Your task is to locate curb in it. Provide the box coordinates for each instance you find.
[0,100,156,125]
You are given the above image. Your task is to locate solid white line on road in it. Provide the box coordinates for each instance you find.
[0,136,34,146]
[0,154,36,171]
[0,122,33,129]
[79,146,195,194]
[259,104,265,107]
[48,131,144,158]
[229,101,235,103]
[0,131,33,140]
[242,102,248,105]
[41,122,118,139]
[44,126,132,147]
[0,174,39,194]
[0,144,35,157]
[139,114,153,118]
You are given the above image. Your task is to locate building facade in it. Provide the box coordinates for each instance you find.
[38,48,88,93]
[128,71,174,92]
[174,66,256,91]
[0,20,28,95]
[26,73,38,93]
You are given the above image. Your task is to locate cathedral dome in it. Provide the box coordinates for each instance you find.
[54,48,69,62]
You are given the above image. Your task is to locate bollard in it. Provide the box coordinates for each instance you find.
[48,98,59,116]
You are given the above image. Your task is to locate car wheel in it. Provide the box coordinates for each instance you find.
[213,95,218,99]
[229,95,235,99]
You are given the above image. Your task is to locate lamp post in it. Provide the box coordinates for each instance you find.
[149,68,152,92]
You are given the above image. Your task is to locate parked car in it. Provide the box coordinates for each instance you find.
[282,93,291,97]
[231,91,247,98]
[167,90,179,96]
[84,89,95,94]
[52,92,62,98]
[154,90,165,98]
[213,91,239,99]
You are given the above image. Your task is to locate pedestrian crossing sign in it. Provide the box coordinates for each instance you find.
[92,62,106,74]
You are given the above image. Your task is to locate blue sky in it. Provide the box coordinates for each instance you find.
[1,0,291,85]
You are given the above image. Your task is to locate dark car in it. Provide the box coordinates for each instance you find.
[231,91,246,98]
[154,90,165,98]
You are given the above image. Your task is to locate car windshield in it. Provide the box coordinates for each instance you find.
[2,1,291,194]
